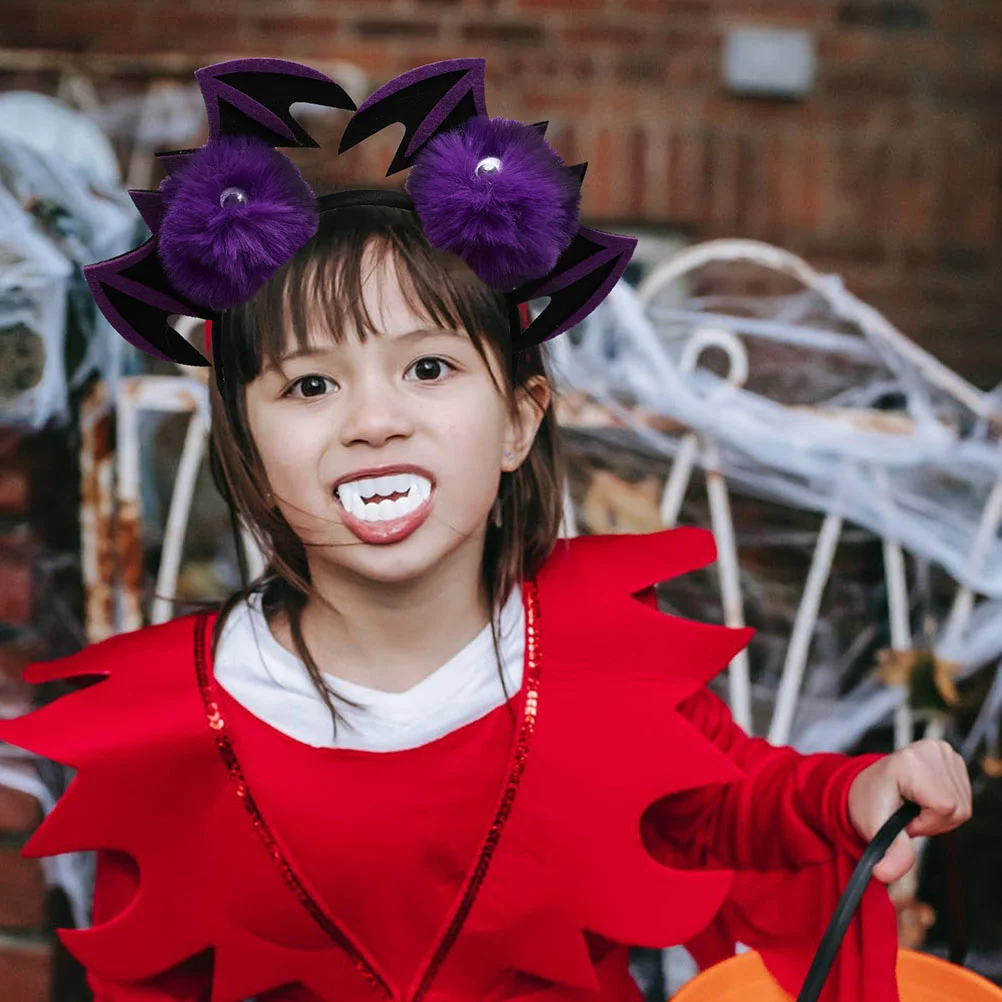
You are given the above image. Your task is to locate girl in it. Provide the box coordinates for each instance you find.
[0,57,972,1002]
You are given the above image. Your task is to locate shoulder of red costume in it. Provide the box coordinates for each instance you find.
[536,526,717,595]
[0,611,218,773]
[0,607,267,992]
[20,611,216,686]
[527,525,752,708]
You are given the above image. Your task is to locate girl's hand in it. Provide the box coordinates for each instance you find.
[847,739,973,883]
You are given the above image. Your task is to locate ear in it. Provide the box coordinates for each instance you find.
[502,375,551,471]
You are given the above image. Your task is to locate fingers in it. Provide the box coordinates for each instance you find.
[873,832,915,884]
[896,739,973,837]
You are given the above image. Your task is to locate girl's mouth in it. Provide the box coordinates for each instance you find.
[333,472,434,545]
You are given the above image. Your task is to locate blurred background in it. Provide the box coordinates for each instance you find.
[0,1,1000,999]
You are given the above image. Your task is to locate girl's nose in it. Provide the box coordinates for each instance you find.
[339,380,415,447]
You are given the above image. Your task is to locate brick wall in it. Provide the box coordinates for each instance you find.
[1,0,999,383]
[0,431,84,1002]
[0,433,51,1002]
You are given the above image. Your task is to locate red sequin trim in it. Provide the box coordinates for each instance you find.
[194,580,542,1002]
[411,579,542,1002]
[193,612,393,1000]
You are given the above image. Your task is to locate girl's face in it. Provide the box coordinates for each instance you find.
[244,245,547,588]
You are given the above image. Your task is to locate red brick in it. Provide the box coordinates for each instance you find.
[892,145,937,244]
[461,21,546,46]
[518,85,594,117]
[601,129,636,218]
[0,468,29,517]
[825,139,894,249]
[706,130,740,230]
[0,642,32,685]
[0,5,44,48]
[0,432,23,454]
[579,126,616,218]
[0,779,42,835]
[148,9,250,53]
[562,21,649,47]
[0,562,32,629]
[0,847,45,930]
[494,51,597,85]
[664,40,720,88]
[314,44,407,78]
[752,132,784,238]
[0,940,50,1002]
[615,52,666,84]
[757,133,791,239]
[637,128,669,220]
[798,132,830,233]
[838,0,930,30]
[248,15,340,47]
[518,0,605,9]
[634,0,714,13]
[627,125,648,218]
[937,144,1000,250]
[974,38,1002,75]
[664,130,708,226]
[547,123,578,166]
[818,27,881,67]
[938,75,1002,110]
[747,0,836,22]
[933,3,1002,33]
[41,2,151,53]
[355,18,440,40]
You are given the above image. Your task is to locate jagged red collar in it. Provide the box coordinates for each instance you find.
[1,528,750,1000]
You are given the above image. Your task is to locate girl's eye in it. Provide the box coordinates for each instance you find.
[406,356,455,382]
[285,374,336,398]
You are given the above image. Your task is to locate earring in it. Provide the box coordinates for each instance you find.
[503,449,515,468]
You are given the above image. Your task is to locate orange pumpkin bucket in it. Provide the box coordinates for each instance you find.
[672,803,1002,1002]
[671,950,1002,1002]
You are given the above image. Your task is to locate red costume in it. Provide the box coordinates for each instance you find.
[0,528,898,1002]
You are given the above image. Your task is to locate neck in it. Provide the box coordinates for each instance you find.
[289,543,496,693]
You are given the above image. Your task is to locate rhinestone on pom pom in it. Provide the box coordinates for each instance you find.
[219,186,249,209]
[475,156,502,178]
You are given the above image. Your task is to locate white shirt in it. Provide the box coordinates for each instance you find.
[213,585,525,752]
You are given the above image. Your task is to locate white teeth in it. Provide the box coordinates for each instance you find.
[335,471,433,522]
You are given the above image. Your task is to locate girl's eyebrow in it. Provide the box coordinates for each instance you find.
[273,327,464,366]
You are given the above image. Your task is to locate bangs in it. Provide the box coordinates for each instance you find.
[221,205,513,388]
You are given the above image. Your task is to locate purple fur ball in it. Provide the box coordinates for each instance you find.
[406,116,581,290]
[157,136,318,310]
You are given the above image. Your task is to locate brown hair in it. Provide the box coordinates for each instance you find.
[207,204,566,736]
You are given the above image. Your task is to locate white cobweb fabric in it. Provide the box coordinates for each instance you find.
[543,240,1002,759]
[547,241,1002,601]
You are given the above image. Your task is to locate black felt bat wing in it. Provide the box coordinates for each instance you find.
[507,223,637,350]
[85,58,355,365]
[338,57,489,175]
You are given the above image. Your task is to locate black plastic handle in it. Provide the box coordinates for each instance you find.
[796,800,921,1002]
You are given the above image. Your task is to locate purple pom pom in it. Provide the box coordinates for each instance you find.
[158,136,318,310]
[406,116,581,290]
